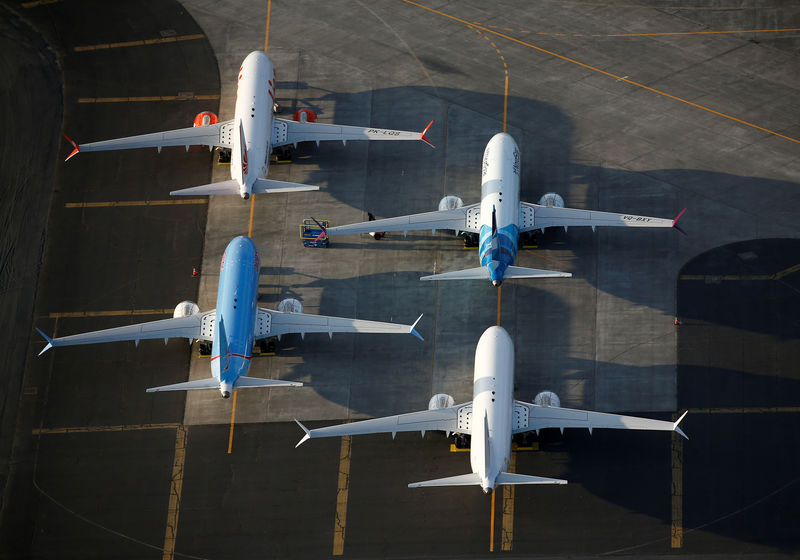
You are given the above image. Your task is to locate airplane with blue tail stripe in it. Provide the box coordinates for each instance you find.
[317,133,685,286]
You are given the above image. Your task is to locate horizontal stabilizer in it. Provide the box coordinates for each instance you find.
[408,473,482,488]
[420,266,489,281]
[234,376,302,389]
[252,178,319,194]
[420,265,571,281]
[146,378,221,392]
[496,472,567,485]
[170,180,240,196]
[502,266,572,279]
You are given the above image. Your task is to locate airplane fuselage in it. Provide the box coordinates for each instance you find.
[232,51,276,198]
[470,326,515,493]
[211,236,260,396]
[478,133,521,286]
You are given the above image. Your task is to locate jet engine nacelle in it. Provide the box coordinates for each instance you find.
[193,111,219,127]
[538,193,564,208]
[428,393,455,410]
[293,108,317,123]
[277,298,303,314]
[533,390,561,408]
[173,301,200,318]
[438,195,464,211]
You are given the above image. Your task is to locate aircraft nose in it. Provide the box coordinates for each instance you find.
[492,280,502,287]
[241,192,250,200]
[483,486,493,495]
[222,391,231,399]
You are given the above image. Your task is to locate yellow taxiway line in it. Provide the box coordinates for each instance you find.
[607,27,800,37]
[680,264,800,282]
[489,491,497,551]
[227,391,238,454]
[671,422,684,548]
[65,199,207,208]
[74,34,205,52]
[402,0,800,145]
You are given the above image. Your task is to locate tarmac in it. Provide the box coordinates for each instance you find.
[1,0,799,558]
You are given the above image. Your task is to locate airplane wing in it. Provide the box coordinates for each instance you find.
[64,120,234,160]
[520,202,684,233]
[512,400,688,439]
[272,118,434,148]
[36,310,215,355]
[294,401,471,446]
[325,204,481,237]
[258,309,424,340]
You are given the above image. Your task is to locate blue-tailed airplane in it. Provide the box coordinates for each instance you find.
[316,133,686,286]
[37,236,423,398]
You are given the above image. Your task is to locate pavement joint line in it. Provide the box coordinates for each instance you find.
[21,0,60,7]
[32,422,181,435]
[474,25,800,37]
[689,407,800,414]
[161,425,188,560]
[680,263,800,281]
[47,309,173,318]
[332,435,352,556]
[65,199,208,208]
[671,416,683,548]
[74,34,205,52]
[501,450,517,551]
[401,0,800,145]
[78,94,220,103]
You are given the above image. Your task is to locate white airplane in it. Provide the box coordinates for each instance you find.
[316,132,685,286]
[296,326,687,493]
[36,235,423,398]
[63,50,434,199]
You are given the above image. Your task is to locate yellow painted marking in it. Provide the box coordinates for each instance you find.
[78,94,220,103]
[74,34,205,52]
[161,425,188,560]
[503,73,509,133]
[671,418,683,548]
[65,199,207,208]
[608,28,800,37]
[32,422,180,435]
[265,0,273,52]
[332,435,352,556]
[574,33,584,36]
[21,0,59,7]
[401,0,800,145]
[689,406,800,414]
[680,264,800,282]
[489,490,496,551]
[47,309,172,318]
[449,444,470,452]
[497,285,502,326]
[227,390,238,454]
[776,264,800,279]
[247,194,256,237]
[501,450,517,551]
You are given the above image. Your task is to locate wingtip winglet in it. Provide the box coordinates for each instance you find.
[63,134,80,161]
[410,314,424,341]
[672,208,687,235]
[294,419,311,448]
[420,120,435,148]
[35,328,54,356]
[674,410,689,440]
